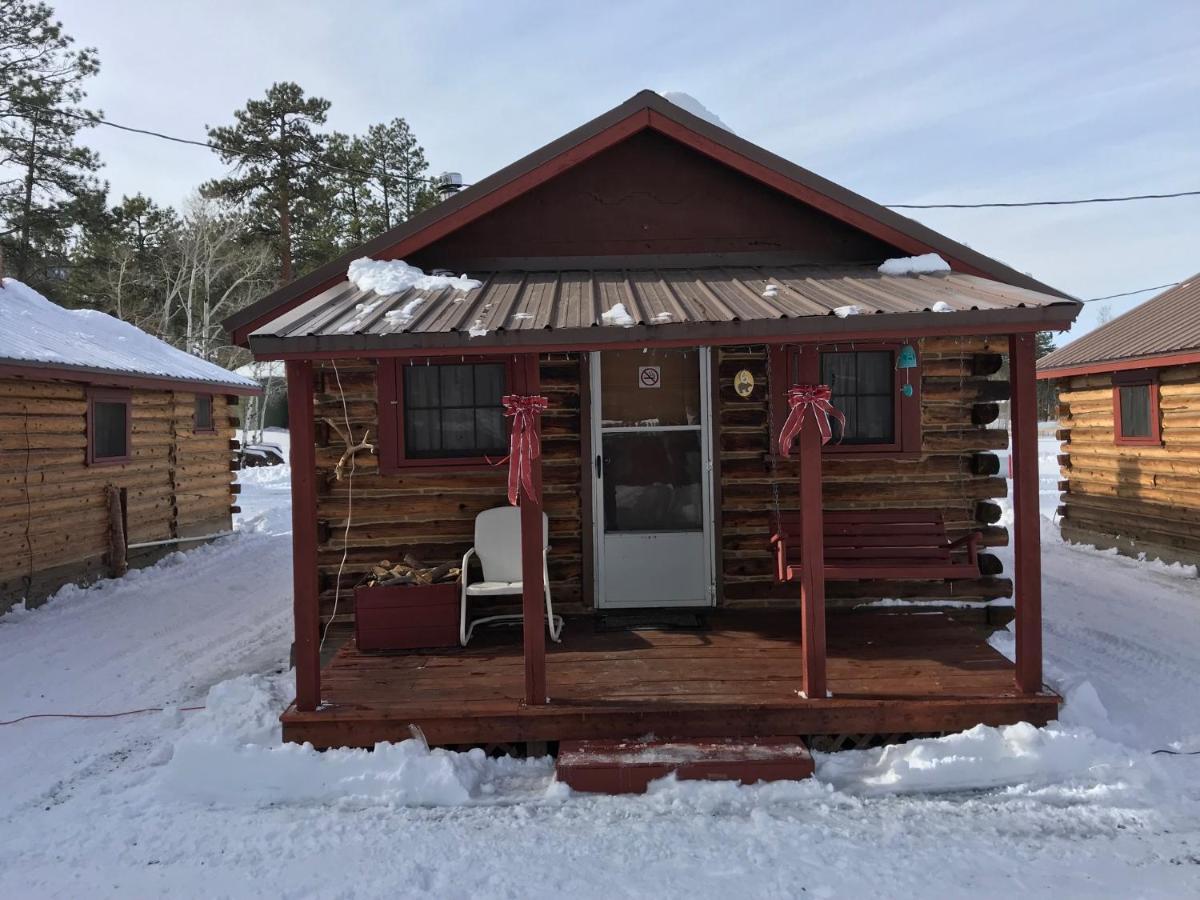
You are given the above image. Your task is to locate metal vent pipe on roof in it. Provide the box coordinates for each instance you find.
[436,172,464,199]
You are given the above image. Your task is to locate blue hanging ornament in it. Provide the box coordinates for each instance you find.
[897,344,918,369]
[901,383,914,397]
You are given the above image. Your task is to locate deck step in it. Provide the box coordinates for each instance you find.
[556,736,815,794]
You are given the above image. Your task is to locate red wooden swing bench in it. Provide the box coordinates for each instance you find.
[770,509,981,582]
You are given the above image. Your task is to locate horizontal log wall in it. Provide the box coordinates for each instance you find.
[313,357,583,626]
[1057,363,1200,566]
[0,378,238,611]
[719,338,1012,608]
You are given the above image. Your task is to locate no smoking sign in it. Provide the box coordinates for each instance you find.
[638,365,661,388]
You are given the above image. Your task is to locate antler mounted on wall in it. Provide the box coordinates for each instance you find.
[323,417,375,481]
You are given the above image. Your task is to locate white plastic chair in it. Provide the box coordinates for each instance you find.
[460,506,563,646]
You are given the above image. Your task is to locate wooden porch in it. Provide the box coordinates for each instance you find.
[282,609,1059,749]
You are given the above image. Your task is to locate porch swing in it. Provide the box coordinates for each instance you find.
[768,367,982,584]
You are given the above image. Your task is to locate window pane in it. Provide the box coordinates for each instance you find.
[195,395,213,430]
[474,364,506,406]
[93,401,128,459]
[439,365,474,407]
[475,408,505,452]
[854,396,894,443]
[821,353,856,396]
[1120,385,1151,437]
[441,407,476,451]
[830,397,856,443]
[406,409,440,455]
[405,366,439,408]
[856,351,893,394]
[602,430,703,532]
[600,348,700,427]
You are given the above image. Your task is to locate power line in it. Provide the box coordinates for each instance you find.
[5,101,1199,211]
[4,100,460,189]
[886,191,1200,209]
[1080,282,1180,303]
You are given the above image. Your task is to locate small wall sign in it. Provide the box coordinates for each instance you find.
[638,365,661,389]
[734,369,755,398]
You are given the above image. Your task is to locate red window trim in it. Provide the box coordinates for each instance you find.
[193,393,216,433]
[1112,371,1161,446]
[769,342,922,459]
[86,387,133,466]
[377,356,516,472]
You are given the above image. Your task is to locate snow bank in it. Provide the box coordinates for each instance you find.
[158,674,554,807]
[0,278,257,389]
[347,258,481,295]
[878,253,951,276]
[817,722,1148,796]
[661,91,733,132]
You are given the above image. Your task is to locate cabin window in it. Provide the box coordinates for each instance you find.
[378,358,513,469]
[87,390,132,465]
[194,394,214,432]
[821,350,895,444]
[775,344,921,455]
[1113,374,1160,445]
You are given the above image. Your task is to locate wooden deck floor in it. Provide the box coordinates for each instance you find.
[282,610,1060,749]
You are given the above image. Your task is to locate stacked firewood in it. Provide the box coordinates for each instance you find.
[358,552,460,587]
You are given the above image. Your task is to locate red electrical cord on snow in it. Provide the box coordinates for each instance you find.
[0,706,205,726]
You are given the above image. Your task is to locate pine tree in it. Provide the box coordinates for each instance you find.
[0,1,103,294]
[1035,331,1059,421]
[361,117,437,232]
[326,131,372,246]
[203,82,331,283]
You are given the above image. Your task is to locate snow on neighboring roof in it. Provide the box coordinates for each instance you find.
[661,91,733,132]
[0,278,258,390]
[878,254,952,276]
[233,360,286,380]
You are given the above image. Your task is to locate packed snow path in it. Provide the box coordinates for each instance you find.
[0,457,1198,897]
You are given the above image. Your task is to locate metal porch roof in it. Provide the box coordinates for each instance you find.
[248,265,1080,356]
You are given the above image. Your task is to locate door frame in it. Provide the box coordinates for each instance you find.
[588,347,717,609]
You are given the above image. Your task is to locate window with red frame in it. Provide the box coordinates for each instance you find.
[87,389,132,465]
[773,344,921,455]
[1113,373,1160,445]
[378,358,512,469]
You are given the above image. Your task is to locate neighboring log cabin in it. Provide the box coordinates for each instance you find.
[0,279,260,611]
[226,91,1081,759]
[1039,275,1200,568]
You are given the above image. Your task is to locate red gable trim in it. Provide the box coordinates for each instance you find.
[229,111,652,345]
[1037,349,1200,380]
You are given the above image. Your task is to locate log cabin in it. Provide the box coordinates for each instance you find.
[1038,274,1200,568]
[225,91,1082,780]
[0,278,260,612]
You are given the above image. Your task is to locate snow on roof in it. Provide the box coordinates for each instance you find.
[661,91,733,132]
[0,278,259,390]
[878,254,952,276]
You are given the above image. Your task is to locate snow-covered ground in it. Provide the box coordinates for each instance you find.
[1,446,1198,897]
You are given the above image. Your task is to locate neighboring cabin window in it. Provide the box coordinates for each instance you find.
[378,359,512,469]
[194,394,214,432]
[775,344,921,455]
[1113,373,1160,445]
[87,390,132,465]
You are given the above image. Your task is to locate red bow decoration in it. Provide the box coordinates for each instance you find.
[777,384,845,456]
[501,394,548,505]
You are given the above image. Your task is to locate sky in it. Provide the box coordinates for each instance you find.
[50,0,1200,344]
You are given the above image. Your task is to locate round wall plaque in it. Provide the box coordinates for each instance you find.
[734,369,755,398]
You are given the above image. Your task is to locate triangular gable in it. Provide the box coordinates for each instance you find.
[226,90,1070,345]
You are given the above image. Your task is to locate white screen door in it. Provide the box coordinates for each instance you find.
[590,347,715,608]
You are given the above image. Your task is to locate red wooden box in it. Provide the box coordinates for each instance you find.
[354,582,459,651]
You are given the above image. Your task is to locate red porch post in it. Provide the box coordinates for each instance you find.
[517,354,547,706]
[796,349,828,699]
[286,360,321,711]
[1009,334,1043,693]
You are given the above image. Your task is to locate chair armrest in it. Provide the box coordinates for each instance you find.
[947,532,981,564]
[461,547,477,583]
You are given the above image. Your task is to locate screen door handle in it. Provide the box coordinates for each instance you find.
[595,454,603,478]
